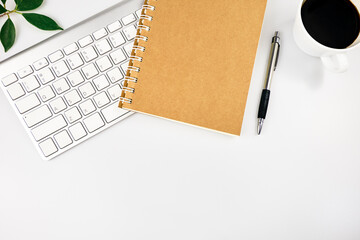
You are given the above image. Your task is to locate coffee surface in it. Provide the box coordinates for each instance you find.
[301,0,360,49]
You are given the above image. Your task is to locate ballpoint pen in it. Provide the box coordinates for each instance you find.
[257,31,281,135]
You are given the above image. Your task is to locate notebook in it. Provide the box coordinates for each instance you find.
[119,0,267,135]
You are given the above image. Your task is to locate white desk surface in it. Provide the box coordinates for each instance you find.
[1,0,360,239]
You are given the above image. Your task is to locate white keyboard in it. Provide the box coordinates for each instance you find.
[0,7,144,160]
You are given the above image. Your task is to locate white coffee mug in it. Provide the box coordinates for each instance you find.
[293,0,360,72]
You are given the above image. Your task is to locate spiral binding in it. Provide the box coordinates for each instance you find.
[120,0,157,105]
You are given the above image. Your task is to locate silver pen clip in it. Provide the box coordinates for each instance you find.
[274,43,280,71]
[273,32,281,71]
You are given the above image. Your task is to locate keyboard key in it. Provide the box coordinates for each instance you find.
[123,25,137,40]
[2,74,18,87]
[23,105,52,127]
[122,13,136,25]
[15,93,41,114]
[107,67,123,83]
[38,85,56,102]
[107,84,122,100]
[67,53,84,70]
[53,78,70,94]
[136,9,142,18]
[93,75,109,91]
[48,50,64,63]
[79,99,96,116]
[101,102,128,123]
[96,56,112,72]
[33,58,49,71]
[22,75,40,92]
[124,42,134,57]
[78,35,93,48]
[32,115,67,141]
[78,82,96,98]
[107,20,122,33]
[82,63,99,79]
[120,61,130,74]
[7,83,25,100]
[93,28,108,40]
[18,65,33,78]
[95,39,112,55]
[81,46,98,62]
[54,130,73,149]
[93,92,110,108]
[110,49,126,65]
[65,107,82,123]
[64,89,81,106]
[109,32,126,48]
[50,97,67,113]
[63,43,79,55]
[53,61,70,77]
[39,138,58,157]
[37,68,55,84]
[67,71,85,87]
[69,122,87,141]
[83,113,105,133]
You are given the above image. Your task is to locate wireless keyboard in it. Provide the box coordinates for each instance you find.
[0,7,143,160]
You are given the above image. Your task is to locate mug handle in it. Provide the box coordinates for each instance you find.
[320,54,348,73]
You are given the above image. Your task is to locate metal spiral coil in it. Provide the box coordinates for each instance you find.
[125,76,138,83]
[119,97,132,104]
[120,0,157,105]
[123,87,135,93]
[127,66,141,72]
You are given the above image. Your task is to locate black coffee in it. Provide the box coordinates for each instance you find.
[301,0,360,49]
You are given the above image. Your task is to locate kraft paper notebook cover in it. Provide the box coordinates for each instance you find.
[119,0,267,135]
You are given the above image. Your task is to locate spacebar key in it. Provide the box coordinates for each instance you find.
[32,115,67,141]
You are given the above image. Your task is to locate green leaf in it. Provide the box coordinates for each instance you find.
[16,0,43,11]
[0,4,6,14]
[1,0,6,5]
[1,18,16,52]
[22,13,63,31]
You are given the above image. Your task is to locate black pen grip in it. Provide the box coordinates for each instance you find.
[258,89,271,119]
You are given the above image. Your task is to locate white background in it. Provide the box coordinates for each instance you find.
[1,0,360,239]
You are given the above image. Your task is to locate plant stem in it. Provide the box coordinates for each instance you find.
[0,10,17,18]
